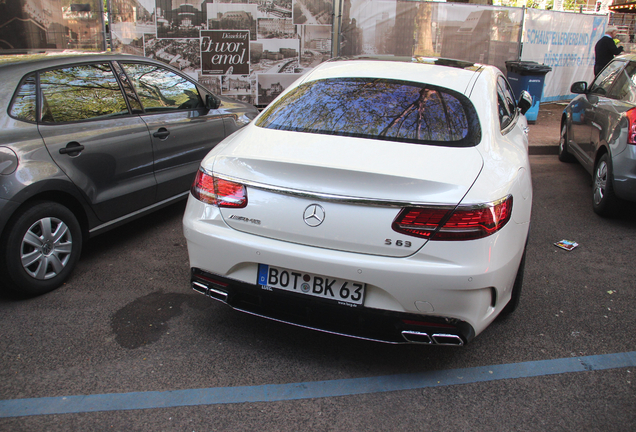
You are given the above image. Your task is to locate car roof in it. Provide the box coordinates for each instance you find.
[300,56,488,95]
[331,55,484,71]
[0,52,158,74]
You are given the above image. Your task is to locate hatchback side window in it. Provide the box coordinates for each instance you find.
[607,61,636,103]
[119,63,203,113]
[39,63,129,123]
[589,60,625,96]
[9,74,37,122]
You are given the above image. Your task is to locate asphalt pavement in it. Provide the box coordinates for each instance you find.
[1,110,635,430]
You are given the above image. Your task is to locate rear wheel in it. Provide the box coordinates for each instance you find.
[0,201,82,296]
[592,153,621,217]
[558,122,575,162]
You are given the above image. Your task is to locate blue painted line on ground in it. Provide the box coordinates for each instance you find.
[1,351,634,418]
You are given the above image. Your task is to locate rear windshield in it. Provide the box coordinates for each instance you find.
[256,78,481,147]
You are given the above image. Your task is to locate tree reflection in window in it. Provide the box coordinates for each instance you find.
[256,78,479,146]
[9,74,37,122]
[40,64,128,123]
[120,63,202,112]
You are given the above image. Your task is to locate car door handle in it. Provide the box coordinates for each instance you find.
[59,142,85,155]
[153,128,170,140]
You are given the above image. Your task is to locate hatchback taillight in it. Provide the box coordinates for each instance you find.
[191,170,247,208]
[392,196,513,241]
[626,107,636,145]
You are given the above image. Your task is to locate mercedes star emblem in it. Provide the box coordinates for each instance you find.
[303,204,325,227]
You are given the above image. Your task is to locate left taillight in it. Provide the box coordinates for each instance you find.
[392,196,513,241]
[626,107,636,145]
[191,170,247,208]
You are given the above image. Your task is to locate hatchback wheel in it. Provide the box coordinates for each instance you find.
[592,154,621,216]
[0,202,82,296]
[558,123,575,162]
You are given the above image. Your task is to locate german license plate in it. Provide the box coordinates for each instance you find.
[257,264,365,306]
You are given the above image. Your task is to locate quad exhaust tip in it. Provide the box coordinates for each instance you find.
[192,281,228,302]
[402,330,464,346]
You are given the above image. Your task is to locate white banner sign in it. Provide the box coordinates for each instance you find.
[521,10,608,101]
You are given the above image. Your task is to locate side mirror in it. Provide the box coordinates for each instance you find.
[206,94,221,110]
[570,81,588,94]
[517,90,533,115]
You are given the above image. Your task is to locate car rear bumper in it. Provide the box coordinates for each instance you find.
[183,196,529,342]
[190,267,475,345]
[612,145,636,202]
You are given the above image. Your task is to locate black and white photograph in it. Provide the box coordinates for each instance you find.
[207,3,257,41]
[110,0,155,55]
[0,0,104,51]
[234,71,258,105]
[197,73,222,94]
[155,0,207,39]
[300,24,331,54]
[201,29,250,75]
[221,74,251,96]
[293,0,333,25]
[257,18,296,39]
[299,25,331,69]
[257,72,301,105]
[0,0,63,50]
[250,38,300,74]
[257,0,292,19]
[143,34,201,75]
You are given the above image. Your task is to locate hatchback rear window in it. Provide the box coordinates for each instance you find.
[255,78,481,147]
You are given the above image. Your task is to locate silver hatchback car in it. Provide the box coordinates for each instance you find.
[560,54,636,216]
[0,53,258,296]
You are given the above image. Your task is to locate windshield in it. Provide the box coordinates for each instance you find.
[256,78,481,147]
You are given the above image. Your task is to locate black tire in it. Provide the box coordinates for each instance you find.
[558,122,575,162]
[0,201,82,296]
[500,247,526,316]
[592,153,622,217]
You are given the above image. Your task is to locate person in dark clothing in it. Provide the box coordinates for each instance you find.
[594,26,624,76]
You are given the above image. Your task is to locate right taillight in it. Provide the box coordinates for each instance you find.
[626,107,636,145]
[392,196,513,241]
[191,170,247,208]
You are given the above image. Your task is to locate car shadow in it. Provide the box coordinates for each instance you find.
[80,200,187,261]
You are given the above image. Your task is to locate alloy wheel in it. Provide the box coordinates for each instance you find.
[20,216,73,280]
[593,159,608,206]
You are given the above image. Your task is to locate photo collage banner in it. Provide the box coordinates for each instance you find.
[0,0,105,52]
[110,0,334,106]
[0,1,611,105]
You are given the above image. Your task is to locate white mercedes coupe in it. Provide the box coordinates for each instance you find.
[183,56,533,346]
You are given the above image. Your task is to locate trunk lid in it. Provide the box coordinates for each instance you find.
[212,127,483,257]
